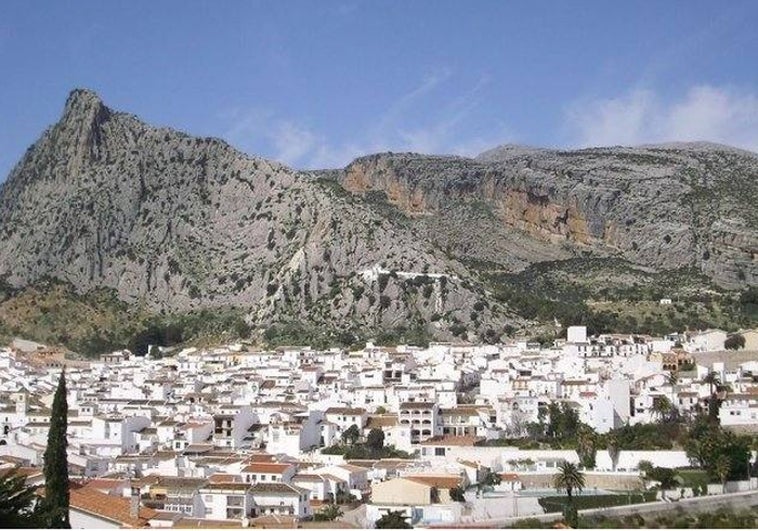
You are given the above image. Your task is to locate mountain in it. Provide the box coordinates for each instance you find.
[0,89,518,351]
[0,89,756,354]
[335,144,758,286]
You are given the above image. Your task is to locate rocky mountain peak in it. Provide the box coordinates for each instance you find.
[63,87,104,112]
[0,89,756,356]
[61,88,109,127]
[0,90,519,348]
[49,88,113,170]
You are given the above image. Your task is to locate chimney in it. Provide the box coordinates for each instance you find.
[130,486,140,519]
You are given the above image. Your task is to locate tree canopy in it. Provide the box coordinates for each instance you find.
[0,469,43,528]
[375,510,412,529]
[366,428,385,456]
[341,424,361,446]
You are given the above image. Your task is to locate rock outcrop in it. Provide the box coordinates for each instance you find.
[0,89,756,352]
[0,89,516,343]
[336,144,758,288]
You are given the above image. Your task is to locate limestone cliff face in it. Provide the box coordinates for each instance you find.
[1,89,755,351]
[0,90,518,342]
[337,145,758,288]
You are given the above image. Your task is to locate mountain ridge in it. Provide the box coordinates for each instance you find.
[0,89,519,349]
[1,89,756,354]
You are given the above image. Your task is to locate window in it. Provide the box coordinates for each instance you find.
[205,508,212,516]
[435,447,446,456]
[227,495,244,507]
[204,495,213,502]
[226,508,243,519]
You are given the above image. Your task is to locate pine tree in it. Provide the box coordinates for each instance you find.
[41,368,70,528]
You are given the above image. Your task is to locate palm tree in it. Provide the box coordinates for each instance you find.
[651,396,673,422]
[703,371,721,396]
[714,454,731,494]
[553,461,586,504]
[375,510,412,529]
[317,504,344,522]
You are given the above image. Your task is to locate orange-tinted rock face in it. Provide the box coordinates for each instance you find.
[496,189,596,245]
[338,149,758,288]
[342,165,372,193]
[343,159,429,215]
[345,159,602,246]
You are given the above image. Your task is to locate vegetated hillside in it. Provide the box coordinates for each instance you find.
[476,257,758,341]
[0,89,518,354]
[1,89,757,357]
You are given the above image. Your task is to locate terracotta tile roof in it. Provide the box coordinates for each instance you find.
[365,414,398,428]
[84,478,128,491]
[67,484,157,527]
[242,462,293,474]
[247,452,277,462]
[208,473,242,483]
[147,476,208,491]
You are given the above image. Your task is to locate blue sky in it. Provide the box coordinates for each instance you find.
[1,1,758,177]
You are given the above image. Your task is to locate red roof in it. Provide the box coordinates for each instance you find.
[66,485,157,527]
[242,462,293,474]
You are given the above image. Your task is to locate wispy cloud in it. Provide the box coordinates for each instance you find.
[396,74,495,154]
[565,85,758,153]
[221,70,512,169]
[373,68,453,137]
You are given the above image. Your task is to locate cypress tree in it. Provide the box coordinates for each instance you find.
[41,368,70,528]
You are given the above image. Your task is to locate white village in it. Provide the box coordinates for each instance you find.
[1,326,757,528]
